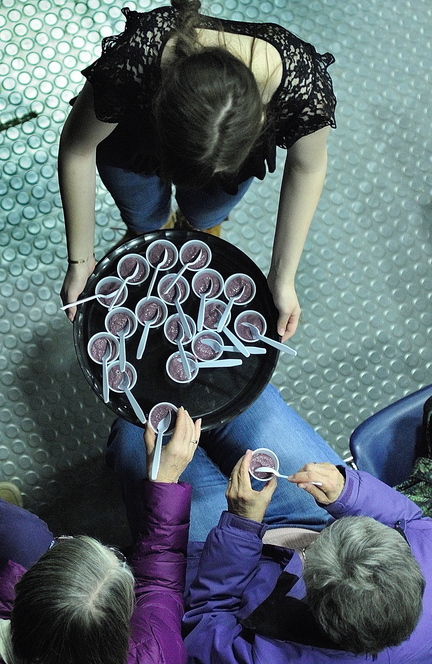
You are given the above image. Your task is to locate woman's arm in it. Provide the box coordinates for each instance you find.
[268,126,330,341]
[58,81,117,321]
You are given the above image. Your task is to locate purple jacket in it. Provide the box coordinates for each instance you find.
[0,480,191,664]
[183,468,432,663]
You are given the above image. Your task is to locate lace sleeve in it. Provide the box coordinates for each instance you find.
[276,41,337,149]
[81,8,164,123]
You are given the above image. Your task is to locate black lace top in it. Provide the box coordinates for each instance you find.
[84,6,337,192]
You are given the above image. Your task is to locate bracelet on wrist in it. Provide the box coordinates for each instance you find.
[68,254,95,265]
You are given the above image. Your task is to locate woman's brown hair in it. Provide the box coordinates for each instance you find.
[153,0,265,189]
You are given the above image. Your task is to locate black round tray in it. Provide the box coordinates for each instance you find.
[74,229,279,430]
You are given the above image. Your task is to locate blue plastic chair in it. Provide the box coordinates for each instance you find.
[349,385,432,486]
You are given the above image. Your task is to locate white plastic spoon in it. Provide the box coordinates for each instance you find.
[108,262,140,310]
[118,372,146,424]
[163,248,204,294]
[146,248,169,298]
[136,309,160,360]
[216,285,245,333]
[201,338,266,355]
[151,411,172,481]
[241,322,297,356]
[255,467,322,485]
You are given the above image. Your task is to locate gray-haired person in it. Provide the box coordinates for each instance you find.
[183,457,430,662]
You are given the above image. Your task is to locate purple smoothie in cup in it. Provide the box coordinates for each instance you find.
[166,351,198,383]
[203,300,227,330]
[158,275,189,304]
[164,314,195,344]
[147,242,177,268]
[118,255,148,283]
[180,241,210,269]
[149,402,178,432]
[107,363,135,391]
[96,277,127,307]
[106,310,135,337]
[88,334,118,363]
[192,269,223,299]
[235,311,265,341]
[225,274,255,304]
[136,299,165,326]
[249,451,277,480]
[192,332,222,361]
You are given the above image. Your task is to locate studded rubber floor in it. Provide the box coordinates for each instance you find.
[0,0,431,542]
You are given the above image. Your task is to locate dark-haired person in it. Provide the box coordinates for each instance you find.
[0,407,201,664]
[182,457,430,663]
[59,0,337,339]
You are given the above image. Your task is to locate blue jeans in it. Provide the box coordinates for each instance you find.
[97,159,254,233]
[0,500,53,569]
[106,384,345,541]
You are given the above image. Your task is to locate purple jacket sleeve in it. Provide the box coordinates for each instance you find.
[0,560,26,620]
[184,511,267,622]
[325,466,424,526]
[127,480,192,664]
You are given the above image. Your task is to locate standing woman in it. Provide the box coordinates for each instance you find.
[59,0,336,338]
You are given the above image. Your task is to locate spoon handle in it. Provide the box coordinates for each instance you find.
[119,333,127,373]
[197,295,206,332]
[164,263,188,293]
[220,345,266,355]
[222,327,250,358]
[102,357,110,403]
[108,281,126,310]
[151,429,164,480]
[177,341,192,380]
[174,299,192,339]
[146,265,160,298]
[216,298,234,332]
[124,386,146,424]
[259,334,297,356]
[60,292,104,310]
[197,359,243,368]
[136,323,151,360]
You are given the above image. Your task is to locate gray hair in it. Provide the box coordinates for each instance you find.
[11,536,135,664]
[303,516,425,656]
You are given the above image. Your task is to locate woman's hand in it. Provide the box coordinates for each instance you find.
[226,450,277,522]
[60,260,96,322]
[288,462,345,505]
[267,276,301,342]
[144,407,201,483]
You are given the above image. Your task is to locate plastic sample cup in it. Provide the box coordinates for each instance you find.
[164,313,196,345]
[202,299,229,330]
[146,239,178,269]
[107,361,137,392]
[224,273,256,305]
[148,402,178,433]
[105,307,138,338]
[87,332,119,364]
[234,310,266,342]
[166,351,199,384]
[117,253,149,284]
[249,448,280,481]
[157,274,190,305]
[192,331,224,361]
[135,296,167,328]
[95,276,128,308]
[191,268,224,299]
[179,239,212,270]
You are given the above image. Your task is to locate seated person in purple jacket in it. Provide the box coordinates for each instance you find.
[182,453,430,663]
[0,407,201,664]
